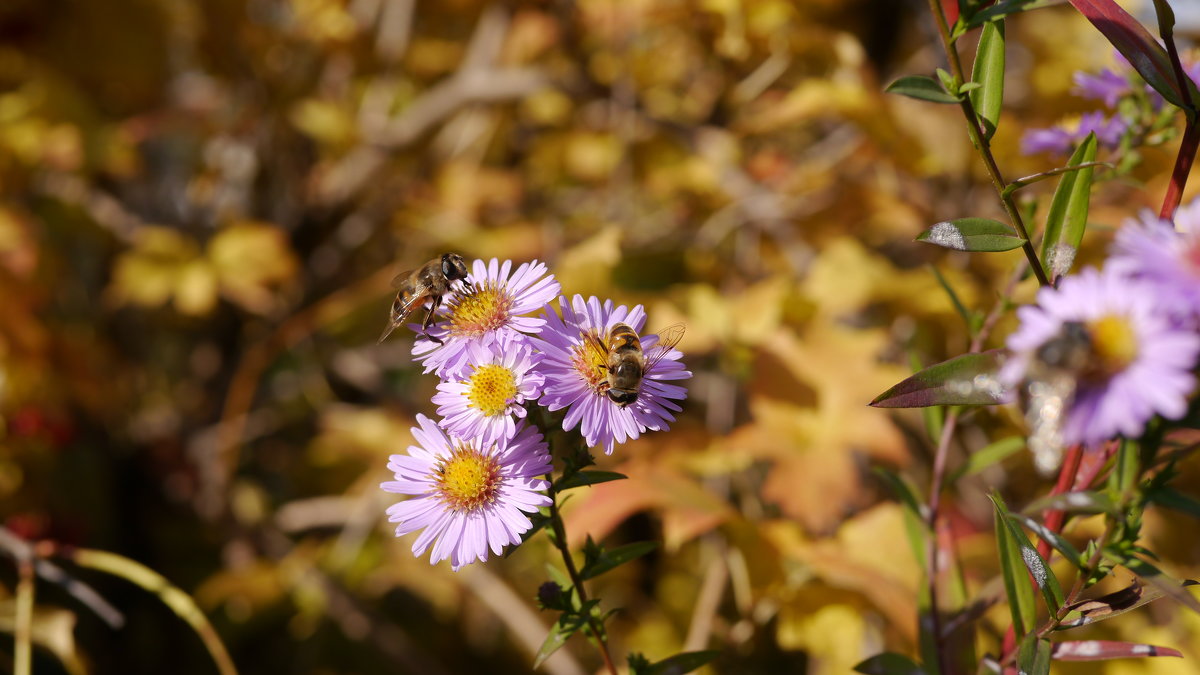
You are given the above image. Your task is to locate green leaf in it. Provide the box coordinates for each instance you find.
[854,652,928,674]
[885,75,960,104]
[639,650,722,675]
[951,436,1024,481]
[964,0,1059,27]
[992,494,1064,615]
[533,611,587,668]
[916,218,1026,252]
[970,20,1006,140]
[555,470,628,491]
[1008,512,1084,567]
[1147,486,1200,519]
[1017,633,1052,675]
[579,541,657,581]
[870,350,1008,408]
[929,266,977,336]
[1040,132,1097,281]
[994,500,1036,636]
[1022,491,1119,517]
[873,467,929,569]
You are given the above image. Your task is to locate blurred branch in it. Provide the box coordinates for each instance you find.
[320,5,547,205]
[0,527,124,630]
[61,548,237,675]
[15,551,33,675]
[34,172,142,245]
[683,544,727,652]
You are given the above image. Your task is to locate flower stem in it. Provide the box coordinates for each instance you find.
[547,486,619,675]
[924,0,1050,288]
[1159,9,1199,220]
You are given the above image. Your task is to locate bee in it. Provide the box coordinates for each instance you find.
[1020,320,1092,474]
[378,253,473,345]
[582,322,685,407]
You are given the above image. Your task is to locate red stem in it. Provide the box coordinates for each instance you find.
[1159,117,1200,220]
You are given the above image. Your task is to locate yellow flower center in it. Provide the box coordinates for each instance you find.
[466,364,518,416]
[435,445,501,512]
[450,282,513,338]
[1086,315,1138,378]
[571,330,609,395]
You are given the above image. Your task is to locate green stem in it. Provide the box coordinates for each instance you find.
[925,0,1050,287]
[546,488,619,675]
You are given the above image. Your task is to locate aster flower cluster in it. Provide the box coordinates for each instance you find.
[1021,51,1200,157]
[381,258,691,569]
[1003,199,1200,471]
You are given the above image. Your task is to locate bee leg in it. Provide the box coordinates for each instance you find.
[422,296,444,345]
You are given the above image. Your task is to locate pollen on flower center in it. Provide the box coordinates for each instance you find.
[1086,315,1138,377]
[435,446,501,512]
[571,333,609,394]
[450,283,513,338]
[466,364,518,416]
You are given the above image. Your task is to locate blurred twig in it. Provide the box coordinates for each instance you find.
[15,551,34,675]
[58,547,237,675]
[0,527,124,630]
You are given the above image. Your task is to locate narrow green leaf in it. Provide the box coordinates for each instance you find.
[1120,558,1200,617]
[1017,633,1052,675]
[1022,490,1119,517]
[1108,439,1140,496]
[870,350,1008,408]
[952,436,1024,481]
[965,0,1059,27]
[1147,486,1200,519]
[1041,132,1097,281]
[874,467,929,569]
[641,650,722,675]
[994,503,1036,636]
[533,612,586,668]
[992,494,1064,614]
[579,541,657,581]
[885,75,960,104]
[970,20,1006,140]
[555,470,628,491]
[1008,512,1084,567]
[929,266,976,337]
[917,218,1026,252]
[854,652,928,674]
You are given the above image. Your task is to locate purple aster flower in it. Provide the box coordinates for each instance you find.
[382,414,552,570]
[1021,126,1075,156]
[1020,113,1126,157]
[534,295,690,455]
[1110,204,1200,317]
[432,341,544,446]
[1073,68,1130,108]
[413,259,561,379]
[1003,267,1200,458]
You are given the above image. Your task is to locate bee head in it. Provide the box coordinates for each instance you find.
[442,253,470,282]
[605,388,639,407]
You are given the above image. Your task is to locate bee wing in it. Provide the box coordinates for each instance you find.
[377,282,434,343]
[390,269,414,289]
[643,323,685,373]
